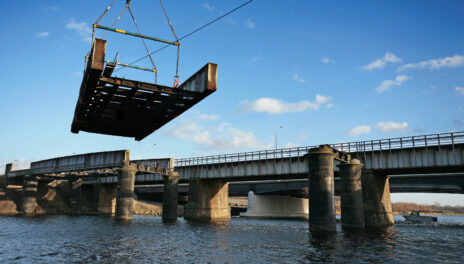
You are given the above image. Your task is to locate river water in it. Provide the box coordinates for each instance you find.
[0,215,463,263]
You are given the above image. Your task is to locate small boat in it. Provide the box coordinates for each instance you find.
[402,211,437,222]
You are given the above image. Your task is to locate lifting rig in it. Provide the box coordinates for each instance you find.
[71,0,217,141]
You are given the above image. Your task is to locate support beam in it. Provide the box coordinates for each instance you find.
[362,169,395,227]
[338,159,364,228]
[116,166,137,221]
[184,179,230,222]
[306,145,337,232]
[162,171,179,223]
[21,178,37,214]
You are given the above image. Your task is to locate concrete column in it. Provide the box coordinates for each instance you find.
[338,159,364,228]
[240,191,309,219]
[98,184,117,215]
[5,163,14,175]
[362,169,394,227]
[162,171,179,223]
[21,178,38,214]
[116,166,137,221]
[184,179,230,222]
[306,145,337,232]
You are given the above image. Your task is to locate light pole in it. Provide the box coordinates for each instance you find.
[275,125,282,149]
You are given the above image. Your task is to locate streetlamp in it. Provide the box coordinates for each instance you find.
[275,125,282,149]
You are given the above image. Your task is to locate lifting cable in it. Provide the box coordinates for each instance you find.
[127,3,159,83]
[114,0,254,75]
[92,0,117,43]
[101,5,129,39]
[158,0,180,87]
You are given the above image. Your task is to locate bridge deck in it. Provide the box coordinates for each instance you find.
[71,38,217,141]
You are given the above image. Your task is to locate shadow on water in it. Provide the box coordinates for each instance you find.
[305,226,398,262]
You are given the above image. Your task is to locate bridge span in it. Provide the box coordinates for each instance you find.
[2,131,464,229]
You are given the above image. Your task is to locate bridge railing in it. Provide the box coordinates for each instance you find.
[174,131,464,167]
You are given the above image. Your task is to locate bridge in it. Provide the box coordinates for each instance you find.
[2,131,464,230]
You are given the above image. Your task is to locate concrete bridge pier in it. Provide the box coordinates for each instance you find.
[116,166,137,221]
[98,184,117,215]
[21,177,38,214]
[362,169,394,227]
[184,179,231,222]
[162,171,179,223]
[306,145,337,232]
[338,159,364,228]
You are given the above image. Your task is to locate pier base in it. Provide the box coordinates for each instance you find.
[21,179,38,214]
[116,166,137,221]
[338,159,364,228]
[306,145,337,232]
[362,169,394,227]
[184,179,230,222]
[240,191,309,219]
[162,171,179,223]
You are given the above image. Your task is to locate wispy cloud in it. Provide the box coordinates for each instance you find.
[454,120,464,128]
[35,32,49,38]
[414,127,425,133]
[292,73,305,83]
[321,57,335,64]
[66,18,92,42]
[202,3,215,11]
[240,95,333,114]
[196,114,219,121]
[397,54,464,72]
[162,119,269,151]
[243,19,256,29]
[46,6,59,11]
[375,121,408,133]
[375,75,410,93]
[363,52,402,71]
[348,125,371,136]
[455,86,464,96]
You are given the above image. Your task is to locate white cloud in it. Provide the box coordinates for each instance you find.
[240,94,333,114]
[244,19,256,29]
[292,73,305,83]
[397,54,464,72]
[284,142,298,148]
[321,57,335,64]
[202,3,215,11]
[375,75,410,93]
[348,125,371,136]
[35,32,49,38]
[46,6,59,11]
[297,133,308,140]
[162,120,268,151]
[66,18,92,42]
[455,86,464,96]
[196,114,219,121]
[375,121,408,133]
[363,52,402,71]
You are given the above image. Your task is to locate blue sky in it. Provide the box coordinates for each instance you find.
[1,0,463,205]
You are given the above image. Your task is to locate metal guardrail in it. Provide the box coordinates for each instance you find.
[174,131,464,167]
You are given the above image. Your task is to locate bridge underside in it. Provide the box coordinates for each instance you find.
[71,38,217,140]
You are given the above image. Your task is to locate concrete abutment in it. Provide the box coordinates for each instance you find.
[21,178,38,214]
[240,191,309,219]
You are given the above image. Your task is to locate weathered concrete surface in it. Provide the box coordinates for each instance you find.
[98,184,117,215]
[362,169,395,227]
[241,191,308,219]
[162,171,179,222]
[338,159,364,228]
[116,166,137,221]
[306,146,337,232]
[21,179,38,214]
[184,179,230,222]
